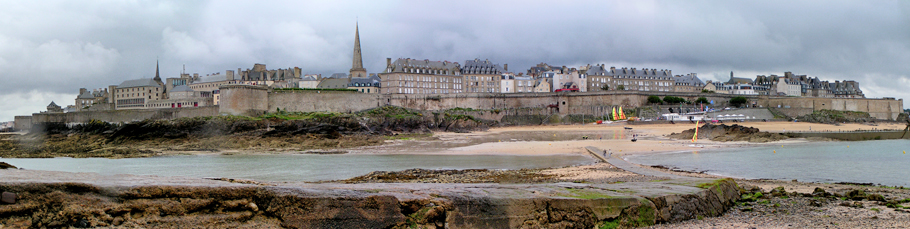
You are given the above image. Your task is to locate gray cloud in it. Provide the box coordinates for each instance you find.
[1,0,908,121]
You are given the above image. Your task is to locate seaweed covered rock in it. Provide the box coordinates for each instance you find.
[797,109,874,124]
[667,124,789,142]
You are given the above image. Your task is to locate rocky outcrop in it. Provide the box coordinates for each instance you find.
[0,178,739,229]
[668,124,789,142]
[797,109,874,124]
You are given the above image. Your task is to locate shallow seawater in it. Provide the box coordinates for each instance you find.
[1,154,593,182]
[626,139,910,187]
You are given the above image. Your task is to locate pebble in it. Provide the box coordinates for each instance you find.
[1,191,16,204]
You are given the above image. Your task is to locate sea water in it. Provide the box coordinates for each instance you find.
[1,154,593,182]
[626,139,910,187]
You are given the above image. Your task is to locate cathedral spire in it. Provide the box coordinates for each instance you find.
[350,22,366,78]
[154,59,161,81]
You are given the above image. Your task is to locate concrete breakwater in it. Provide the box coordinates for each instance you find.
[0,169,739,228]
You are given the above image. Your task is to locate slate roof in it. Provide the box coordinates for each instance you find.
[387,58,460,74]
[585,65,609,76]
[171,85,195,92]
[118,78,161,88]
[77,91,95,99]
[348,75,381,87]
[461,59,504,75]
[674,74,704,86]
[317,78,350,89]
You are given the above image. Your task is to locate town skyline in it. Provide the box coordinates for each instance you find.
[1,0,909,121]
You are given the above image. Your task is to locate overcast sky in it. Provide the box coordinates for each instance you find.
[2,0,908,121]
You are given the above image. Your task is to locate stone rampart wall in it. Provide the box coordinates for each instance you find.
[268,90,380,113]
[13,116,32,131]
[19,90,904,132]
[760,97,903,120]
[218,85,268,116]
[30,106,218,125]
[382,92,901,120]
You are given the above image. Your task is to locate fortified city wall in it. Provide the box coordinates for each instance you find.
[25,107,218,130]
[268,90,380,113]
[16,84,903,131]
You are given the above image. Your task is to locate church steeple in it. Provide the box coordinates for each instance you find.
[349,22,367,78]
[154,59,161,81]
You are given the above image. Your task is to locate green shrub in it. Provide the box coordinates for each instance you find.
[647,95,662,104]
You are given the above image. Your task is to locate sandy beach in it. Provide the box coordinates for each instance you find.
[380,121,904,157]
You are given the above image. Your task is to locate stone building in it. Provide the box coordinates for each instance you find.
[380,58,463,94]
[545,70,587,92]
[500,73,515,93]
[727,71,753,85]
[45,101,63,113]
[514,75,535,93]
[145,85,213,109]
[805,77,832,98]
[586,65,674,92]
[672,73,704,93]
[462,59,505,93]
[831,80,864,98]
[526,63,562,77]
[348,75,381,93]
[533,78,551,93]
[113,61,165,109]
[704,81,731,94]
[237,64,301,86]
[298,75,320,89]
[75,88,110,111]
[317,73,351,89]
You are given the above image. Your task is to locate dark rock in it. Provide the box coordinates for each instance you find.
[0,162,16,169]
[847,189,867,201]
[853,201,864,208]
[1,192,15,204]
[770,186,787,197]
[666,124,788,142]
[812,187,829,197]
[810,200,823,207]
[867,194,885,202]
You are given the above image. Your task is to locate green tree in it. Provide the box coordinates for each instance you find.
[701,89,715,93]
[663,96,686,104]
[647,95,662,104]
[617,85,625,90]
[730,96,748,107]
[695,97,709,104]
[601,84,609,91]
